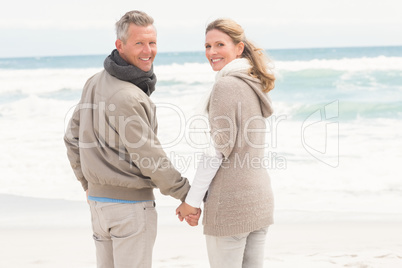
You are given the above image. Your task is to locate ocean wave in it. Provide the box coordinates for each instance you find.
[275,56,402,72]
[0,68,101,95]
[2,57,401,105]
[273,101,402,120]
[153,56,402,73]
[155,62,214,84]
[0,64,214,98]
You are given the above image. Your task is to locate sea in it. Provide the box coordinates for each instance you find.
[1,46,402,222]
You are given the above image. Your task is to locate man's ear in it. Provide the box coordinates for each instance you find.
[115,39,122,52]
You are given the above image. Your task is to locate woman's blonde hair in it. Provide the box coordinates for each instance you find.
[206,19,275,92]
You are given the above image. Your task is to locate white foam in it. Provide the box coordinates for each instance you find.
[0,68,101,95]
[275,56,402,72]
[154,62,214,84]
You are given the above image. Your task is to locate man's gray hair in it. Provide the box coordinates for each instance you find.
[115,10,154,43]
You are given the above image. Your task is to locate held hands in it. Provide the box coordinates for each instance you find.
[185,210,201,227]
[176,202,201,226]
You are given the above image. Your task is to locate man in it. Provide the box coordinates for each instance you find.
[64,10,196,267]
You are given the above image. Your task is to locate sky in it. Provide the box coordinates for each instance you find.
[1,0,401,58]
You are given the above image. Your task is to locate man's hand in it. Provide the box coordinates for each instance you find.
[86,189,89,204]
[176,202,198,221]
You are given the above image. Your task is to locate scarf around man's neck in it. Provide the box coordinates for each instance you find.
[104,49,157,96]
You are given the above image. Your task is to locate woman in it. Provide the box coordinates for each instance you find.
[177,18,275,268]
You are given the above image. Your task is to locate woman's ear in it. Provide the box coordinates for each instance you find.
[237,41,245,57]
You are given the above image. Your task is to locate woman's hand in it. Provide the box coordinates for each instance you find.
[185,209,201,226]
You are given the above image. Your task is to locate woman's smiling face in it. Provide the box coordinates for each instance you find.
[205,29,244,71]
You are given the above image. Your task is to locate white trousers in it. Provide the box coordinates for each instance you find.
[205,227,269,268]
[88,200,157,268]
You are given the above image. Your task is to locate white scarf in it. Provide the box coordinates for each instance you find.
[214,57,251,82]
[191,58,252,156]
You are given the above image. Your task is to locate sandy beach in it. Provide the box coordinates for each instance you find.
[1,194,402,268]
